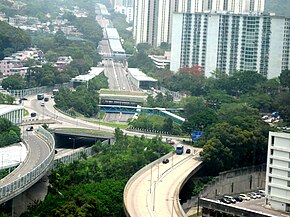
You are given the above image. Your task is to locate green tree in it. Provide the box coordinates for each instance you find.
[279,70,290,89]
[1,74,26,90]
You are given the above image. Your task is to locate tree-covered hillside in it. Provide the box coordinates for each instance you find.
[0,21,31,59]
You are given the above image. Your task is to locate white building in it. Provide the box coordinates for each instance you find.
[127,68,157,89]
[114,0,134,23]
[133,0,266,46]
[265,132,290,212]
[0,105,24,125]
[170,12,290,78]
[149,51,171,69]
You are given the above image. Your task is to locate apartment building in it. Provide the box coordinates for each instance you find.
[114,0,134,23]
[265,132,290,212]
[133,0,267,46]
[0,57,26,76]
[170,12,290,78]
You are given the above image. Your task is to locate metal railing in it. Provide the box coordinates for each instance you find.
[0,127,55,204]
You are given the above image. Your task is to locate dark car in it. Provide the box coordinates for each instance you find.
[26,126,33,131]
[186,148,191,154]
[220,198,231,204]
[44,97,49,102]
[162,158,169,164]
[233,195,243,202]
[31,112,37,117]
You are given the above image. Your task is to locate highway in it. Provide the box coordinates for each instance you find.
[125,147,202,217]
[0,129,51,188]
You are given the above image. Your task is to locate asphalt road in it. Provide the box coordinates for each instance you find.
[0,130,51,186]
[125,147,202,217]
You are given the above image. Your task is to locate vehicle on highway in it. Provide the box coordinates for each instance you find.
[37,93,44,100]
[220,198,231,204]
[168,139,175,145]
[176,144,184,155]
[233,195,243,202]
[239,194,251,201]
[44,97,49,102]
[52,89,59,95]
[247,192,257,199]
[40,102,45,106]
[258,190,265,197]
[26,126,33,131]
[162,158,169,164]
[250,192,261,199]
[31,112,37,117]
[186,148,191,154]
[224,196,236,203]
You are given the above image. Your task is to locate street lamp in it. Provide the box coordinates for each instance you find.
[166,197,181,217]
[69,137,76,156]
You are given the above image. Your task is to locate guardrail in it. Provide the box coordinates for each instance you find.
[0,126,55,204]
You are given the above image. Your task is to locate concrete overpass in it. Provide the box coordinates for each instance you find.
[124,147,203,217]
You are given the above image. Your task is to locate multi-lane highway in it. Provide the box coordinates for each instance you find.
[125,147,202,217]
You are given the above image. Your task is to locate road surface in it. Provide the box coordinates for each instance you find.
[125,147,202,217]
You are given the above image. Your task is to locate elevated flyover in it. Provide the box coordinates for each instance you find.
[124,146,203,217]
[0,127,55,204]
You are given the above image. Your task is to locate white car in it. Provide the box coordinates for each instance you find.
[251,192,261,199]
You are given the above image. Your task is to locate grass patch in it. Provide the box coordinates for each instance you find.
[58,128,113,136]
[87,119,128,129]
[99,89,146,96]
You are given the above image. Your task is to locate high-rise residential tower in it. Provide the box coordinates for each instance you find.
[170,12,290,78]
[133,0,266,46]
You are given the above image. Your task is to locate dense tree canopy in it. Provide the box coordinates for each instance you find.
[0,118,21,148]
[54,73,108,117]
[0,21,31,59]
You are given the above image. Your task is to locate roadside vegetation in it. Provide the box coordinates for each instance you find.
[0,118,21,148]
[54,72,108,117]
[20,129,172,217]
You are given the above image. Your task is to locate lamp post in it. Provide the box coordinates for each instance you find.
[153,181,157,211]
[69,137,75,156]
[166,197,181,217]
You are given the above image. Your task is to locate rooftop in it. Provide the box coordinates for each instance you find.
[71,67,104,82]
[0,105,23,116]
[109,39,125,53]
[128,68,157,82]
[106,28,120,39]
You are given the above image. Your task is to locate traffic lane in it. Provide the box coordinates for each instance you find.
[114,62,131,91]
[0,131,51,185]
[126,153,193,217]
[155,154,202,217]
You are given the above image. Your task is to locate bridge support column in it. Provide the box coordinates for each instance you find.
[12,175,49,217]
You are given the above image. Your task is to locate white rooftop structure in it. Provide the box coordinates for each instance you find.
[0,143,27,170]
[96,3,110,16]
[127,68,157,89]
[106,28,120,39]
[71,67,104,83]
[0,105,24,125]
[109,39,125,53]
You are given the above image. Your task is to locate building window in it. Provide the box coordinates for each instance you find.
[271,136,275,145]
[269,177,272,183]
[271,149,274,155]
[288,181,290,187]
[270,168,272,174]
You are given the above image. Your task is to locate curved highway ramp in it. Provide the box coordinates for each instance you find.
[124,147,203,217]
